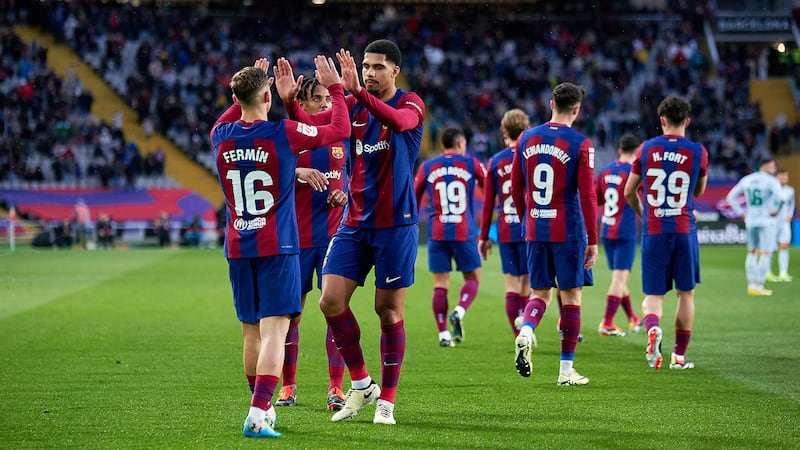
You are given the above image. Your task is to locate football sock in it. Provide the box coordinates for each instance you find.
[454,305,466,320]
[247,374,256,394]
[522,297,548,331]
[325,326,345,390]
[432,287,448,332]
[620,295,634,317]
[674,329,691,356]
[456,279,479,316]
[251,374,279,412]
[643,313,660,332]
[282,320,299,387]
[438,330,453,340]
[758,253,771,284]
[505,292,521,333]
[560,304,581,357]
[745,253,757,285]
[779,249,789,275]
[351,376,372,390]
[559,359,574,375]
[248,406,266,424]
[603,295,621,327]
[326,307,369,382]
[379,320,406,404]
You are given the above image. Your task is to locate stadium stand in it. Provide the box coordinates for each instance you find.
[2,0,799,244]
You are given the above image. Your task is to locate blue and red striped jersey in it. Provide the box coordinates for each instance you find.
[210,84,350,258]
[479,147,524,243]
[414,152,485,242]
[632,134,708,236]
[295,142,349,249]
[286,88,425,229]
[596,160,637,240]
[510,122,598,244]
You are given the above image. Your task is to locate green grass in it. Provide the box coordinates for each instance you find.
[1,244,798,449]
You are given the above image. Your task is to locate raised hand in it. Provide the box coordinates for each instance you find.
[274,57,303,104]
[314,55,341,88]
[335,48,361,94]
[254,58,274,88]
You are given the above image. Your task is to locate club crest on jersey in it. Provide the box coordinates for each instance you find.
[296,122,319,137]
[331,146,345,159]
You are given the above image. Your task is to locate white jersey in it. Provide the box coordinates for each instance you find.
[777,185,795,222]
[726,171,783,228]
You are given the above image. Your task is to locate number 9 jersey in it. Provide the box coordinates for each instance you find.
[510,122,598,245]
[631,134,708,236]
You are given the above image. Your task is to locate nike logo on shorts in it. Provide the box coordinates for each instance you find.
[352,121,367,127]
[385,275,401,283]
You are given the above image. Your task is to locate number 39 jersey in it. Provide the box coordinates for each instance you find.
[414,152,486,241]
[511,122,598,244]
[632,134,708,236]
[596,160,637,241]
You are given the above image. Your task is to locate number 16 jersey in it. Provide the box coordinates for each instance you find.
[631,134,707,236]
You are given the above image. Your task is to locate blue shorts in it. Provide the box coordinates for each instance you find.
[299,246,327,295]
[602,238,636,271]
[526,240,590,290]
[498,241,527,276]
[322,224,418,289]
[640,233,700,295]
[428,240,482,273]
[228,255,302,323]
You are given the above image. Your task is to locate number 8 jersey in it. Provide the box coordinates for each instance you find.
[631,134,708,236]
[596,159,637,241]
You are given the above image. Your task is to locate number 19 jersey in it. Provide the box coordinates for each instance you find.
[414,152,485,241]
[632,134,708,236]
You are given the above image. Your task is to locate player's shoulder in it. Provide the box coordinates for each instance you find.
[397,89,425,110]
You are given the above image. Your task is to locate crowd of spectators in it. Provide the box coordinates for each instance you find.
[0,9,168,187]
[5,0,795,180]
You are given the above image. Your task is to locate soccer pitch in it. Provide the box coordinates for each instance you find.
[1,244,798,448]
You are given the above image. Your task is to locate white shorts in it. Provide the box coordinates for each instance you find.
[747,225,776,253]
[777,221,792,245]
